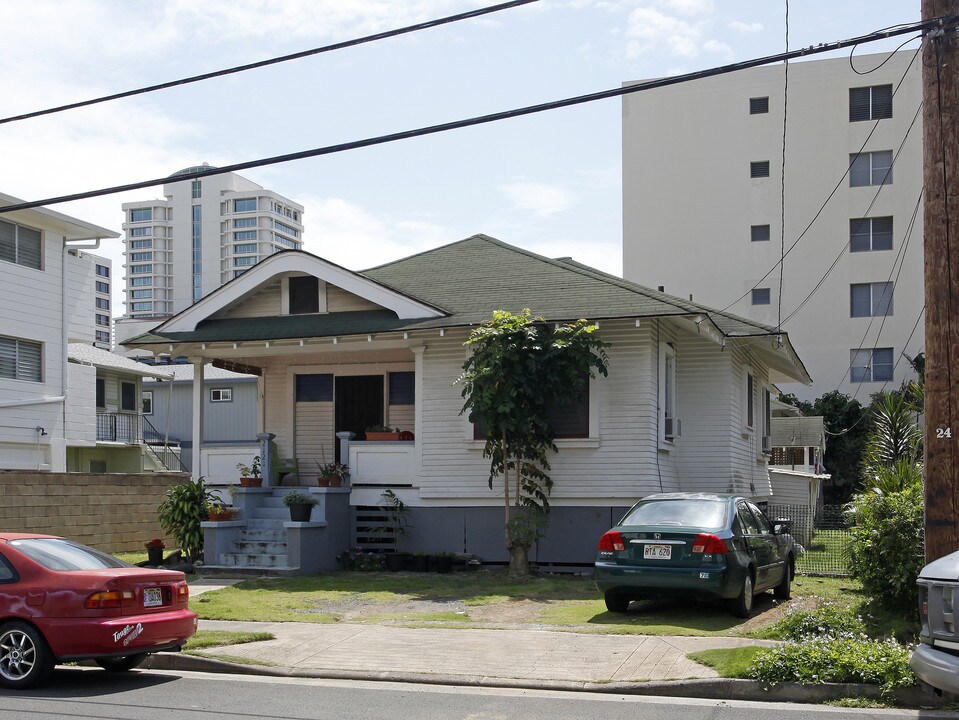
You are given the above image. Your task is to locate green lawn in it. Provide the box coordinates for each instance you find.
[191,570,867,637]
[796,529,851,576]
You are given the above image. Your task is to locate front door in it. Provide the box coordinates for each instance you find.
[334,375,384,461]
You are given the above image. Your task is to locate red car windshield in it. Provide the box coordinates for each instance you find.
[620,499,728,530]
[9,539,131,571]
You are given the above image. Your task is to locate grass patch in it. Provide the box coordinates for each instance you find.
[542,597,755,636]
[183,630,273,650]
[796,529,851,576]
[188,651,278,667]
[114,551,148,565]
[789,575,862,603]
[192,570,598,623]
[687,646,766,677]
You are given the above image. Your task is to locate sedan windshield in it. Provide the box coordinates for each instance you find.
[620,499,727,530]
[9,538,130,571]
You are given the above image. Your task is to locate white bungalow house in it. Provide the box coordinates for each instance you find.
[123,235,812,570]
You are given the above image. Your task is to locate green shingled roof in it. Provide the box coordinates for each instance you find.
[127,234,785,345]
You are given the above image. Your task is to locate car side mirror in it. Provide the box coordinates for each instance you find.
[773,518,792,535]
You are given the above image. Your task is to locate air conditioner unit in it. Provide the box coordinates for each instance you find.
[761,435,772,453]
[664,417,682,438]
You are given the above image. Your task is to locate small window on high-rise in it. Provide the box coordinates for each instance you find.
[750,161,770,178]
[751,225,771,242]
[849,85,892,122]
[749,97,769,114]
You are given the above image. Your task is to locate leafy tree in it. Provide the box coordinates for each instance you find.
[459,309,609,575]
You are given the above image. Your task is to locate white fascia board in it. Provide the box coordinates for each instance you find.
[157,252,444,333]
[0,192,119,240]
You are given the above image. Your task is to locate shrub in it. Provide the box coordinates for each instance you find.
[157,477,216,561]
[847,482,924,613]
[766,602,866,641]
[748,636,915,696]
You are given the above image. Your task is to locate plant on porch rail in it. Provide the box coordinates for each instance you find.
[458,309,609,576]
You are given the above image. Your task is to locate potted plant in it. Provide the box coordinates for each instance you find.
[236,456,262,487]
[144,538,165,565]
[365,424,401,441]
[206,500,238,521]
[315,459,349,487]
[283,490,318,522]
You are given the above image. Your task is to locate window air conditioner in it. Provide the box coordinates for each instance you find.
[664,417,682,438]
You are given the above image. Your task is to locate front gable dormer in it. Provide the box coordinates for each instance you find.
[157,251,444,334]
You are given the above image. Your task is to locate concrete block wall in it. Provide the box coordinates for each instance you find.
[0,472,189,554]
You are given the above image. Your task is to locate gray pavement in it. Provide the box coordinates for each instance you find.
[150,578,940,707]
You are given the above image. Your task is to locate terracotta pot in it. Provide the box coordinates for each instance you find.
[208,508,236,521]
[365,432,400,441]
[329,476,343,487]
[240,477,262,487]
[317,476,332,487]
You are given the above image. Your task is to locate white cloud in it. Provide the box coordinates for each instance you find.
[625,6,703,59]
[703,39,733,57]
[296,196,456,270]
[728,20,763,34]
[499,180,574,217]
[659,0,713,16]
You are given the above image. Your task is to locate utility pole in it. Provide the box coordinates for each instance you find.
[922,0,959,563]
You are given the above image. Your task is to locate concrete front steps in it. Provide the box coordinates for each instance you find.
[201,495,294,575]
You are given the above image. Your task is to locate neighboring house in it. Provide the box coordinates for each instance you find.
[65,343,176,473]
[0,192,118,472]
[123,235,812,565]
[142,362,259,478]
[622,51,923,403]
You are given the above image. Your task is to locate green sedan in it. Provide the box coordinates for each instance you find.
[594,493,796,617]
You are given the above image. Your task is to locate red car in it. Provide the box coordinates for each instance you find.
[0,533,198,688]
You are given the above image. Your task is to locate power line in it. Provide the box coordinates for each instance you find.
[0,0,537,127]
[1,15,955,216]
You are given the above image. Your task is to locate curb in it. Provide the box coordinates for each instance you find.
[143,653,944,708]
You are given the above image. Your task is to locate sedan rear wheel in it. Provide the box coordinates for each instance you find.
[604,592,631,613]
[96,654,148,672]
[730,572,754,618]
[0,621,54,689]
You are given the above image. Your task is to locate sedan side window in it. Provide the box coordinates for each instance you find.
[737,503,761,535]
[747,501,774,534]
[0,553,19,583]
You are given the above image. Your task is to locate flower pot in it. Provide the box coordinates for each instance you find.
[329,476,343,487]
[317,476,332,487]
[365,432,400,441]
[147,548,164,565]
[208,508,236,521]
[240,477,262,487]
[289,503,314,522]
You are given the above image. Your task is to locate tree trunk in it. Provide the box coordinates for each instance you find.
[507,541,530,576]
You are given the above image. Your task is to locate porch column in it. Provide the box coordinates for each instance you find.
[411,345,426,477]
[191,358,204,479]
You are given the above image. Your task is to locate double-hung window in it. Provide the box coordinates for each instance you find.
[850,282,893,317]
[850,151,893,187]
[850,348,894,383]
[849,85,892,121]
[850,217,893,252]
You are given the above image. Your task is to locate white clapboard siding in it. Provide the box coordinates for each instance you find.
[64,363,96,444]
[294,401,335,475]
[327,285,381,313]
[221,278,282,318]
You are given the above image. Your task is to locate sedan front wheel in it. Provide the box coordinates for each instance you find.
[0,621,54,689]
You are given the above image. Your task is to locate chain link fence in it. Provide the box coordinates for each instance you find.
[767,503,851,576]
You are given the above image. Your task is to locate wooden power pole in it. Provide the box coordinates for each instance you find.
[922,0,959,563]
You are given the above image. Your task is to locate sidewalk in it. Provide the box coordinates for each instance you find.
[151,579,937,706]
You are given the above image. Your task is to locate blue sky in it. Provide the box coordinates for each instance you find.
[0,1,920,315]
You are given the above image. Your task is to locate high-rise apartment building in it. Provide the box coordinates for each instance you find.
[91,254,112,349]
[119,165,304,321]
[622,51,923,402]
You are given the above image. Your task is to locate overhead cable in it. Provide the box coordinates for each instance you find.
[0,0,537,126]
[1,14,955,215]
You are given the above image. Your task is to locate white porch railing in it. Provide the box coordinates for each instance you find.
[348,441,414,485]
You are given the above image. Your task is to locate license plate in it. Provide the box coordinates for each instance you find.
[643,544,671,560]
[143,588,163,608]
